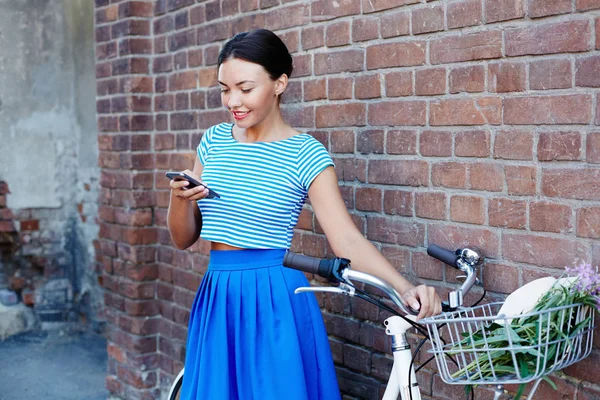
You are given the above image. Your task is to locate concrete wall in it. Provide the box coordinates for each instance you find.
[0,0,102,326]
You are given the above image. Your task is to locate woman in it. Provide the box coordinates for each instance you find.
[167,29,442,400]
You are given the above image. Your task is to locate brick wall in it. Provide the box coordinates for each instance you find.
[93,0,600,399]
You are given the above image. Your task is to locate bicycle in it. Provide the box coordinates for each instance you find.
[167,244,595,400]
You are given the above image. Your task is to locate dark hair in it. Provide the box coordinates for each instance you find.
[217,29,293,80]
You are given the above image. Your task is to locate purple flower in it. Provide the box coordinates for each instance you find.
[565,264,600,296]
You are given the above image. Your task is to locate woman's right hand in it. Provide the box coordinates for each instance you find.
[169,169,210,201]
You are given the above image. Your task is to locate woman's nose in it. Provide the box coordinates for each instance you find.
[227,93,242,108]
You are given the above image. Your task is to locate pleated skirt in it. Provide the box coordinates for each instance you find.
[180,249,341,400]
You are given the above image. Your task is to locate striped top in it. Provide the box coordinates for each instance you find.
[196,123,334,249]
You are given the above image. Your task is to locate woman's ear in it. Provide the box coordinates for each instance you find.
[274,74,289,96]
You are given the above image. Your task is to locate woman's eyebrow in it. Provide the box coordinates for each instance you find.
[218,80,256,86]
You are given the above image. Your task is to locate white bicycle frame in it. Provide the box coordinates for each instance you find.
[293,248,483,400]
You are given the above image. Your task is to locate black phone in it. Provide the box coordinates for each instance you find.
[165,171,220,199]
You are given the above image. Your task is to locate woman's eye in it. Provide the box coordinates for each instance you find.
[220,88,229,93]
[242,89,253,93]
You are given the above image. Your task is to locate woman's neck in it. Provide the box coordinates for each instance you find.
[240,108,291,143]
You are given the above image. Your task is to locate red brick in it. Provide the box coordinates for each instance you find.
[356,188,382,212]
[505,20,591,57]
[385,71,413,97]
[357,129,384,154]
[449,66,485,93]
[0,221,15,232]
[312,0,361,20]
[530,202,572,234]
[537,131,582,161]
[448,0,482,29]
[412,251,444,281]
[576,55,600,88]
[415,192,446,220]
[597,17,600,49]
[303,78,326,101]
[352,17,379,42]
[279,31,299,54]
[529,0,572,17]
[529,59,572,90]
[387,130,417,155]
[483,263,521,294]
[368,100,426,126]
[489,198,526,229]
[281,106,314,128]
[597,94,600,125]
[366,217,424,247]
[314,50,364,75]
[301,25,324,50]
[380,11,410,38]
[383,190,413,216]
[430,31,501,64]
[362,0,419,14]
[415,68,446,96]
[355,74,381,100]
[368,160,428,186]
[587,132,600,163]
[450,196,485,225]
[469,162,504,192]
[420,130,452,157]
[484,0,524,22]
[428,224,500,258]
[326,21,350,47]
[264,4,309,31]
[502,233,587,268]
[411,5,444,35]
[367,42,426,69]
[504,94,592,125]
[20,220,39,231]
[455,130,490,157]
[488,62,526,93]
[330,130,355,153]
[505,166,536,195]
[328,77,352,100]
[432,162,468,189]
[430,97,502,126]
[334,158,366,182]
[292,54,311,78]
[576,0,600,10]
[577,207,600,239]
[542,168,600,200]
[493,129,533,160]
[316,103,365,127]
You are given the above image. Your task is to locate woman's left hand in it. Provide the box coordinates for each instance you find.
[401,285,442,320]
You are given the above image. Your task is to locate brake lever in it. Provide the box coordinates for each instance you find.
[294,283,356,297]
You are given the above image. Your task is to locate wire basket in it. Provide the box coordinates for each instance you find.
[419,302,595,385]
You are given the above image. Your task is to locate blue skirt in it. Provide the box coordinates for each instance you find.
[180,249,341,400]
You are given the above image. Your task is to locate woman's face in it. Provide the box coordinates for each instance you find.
[217,58,286,129]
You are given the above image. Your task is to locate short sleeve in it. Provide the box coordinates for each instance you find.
[196,126,213,165]
[297,136,335,191]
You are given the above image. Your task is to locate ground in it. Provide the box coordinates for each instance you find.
[0,326,108,400]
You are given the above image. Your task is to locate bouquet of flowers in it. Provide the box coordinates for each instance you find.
[450,263,599,399]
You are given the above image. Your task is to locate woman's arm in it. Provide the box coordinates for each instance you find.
[308,166,442,319]
[167,158,209,250]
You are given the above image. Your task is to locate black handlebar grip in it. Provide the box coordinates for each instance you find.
[427,244,459,268]
[283,251,322,275]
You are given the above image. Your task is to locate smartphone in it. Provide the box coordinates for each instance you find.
[165,171,220,199]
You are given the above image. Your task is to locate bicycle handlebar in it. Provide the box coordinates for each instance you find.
[283,244,484,313]
[426,244,460,268]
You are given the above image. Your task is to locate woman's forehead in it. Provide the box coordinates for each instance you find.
[217,58,268,83]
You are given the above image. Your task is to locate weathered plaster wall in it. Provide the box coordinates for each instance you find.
[0,0,102,326]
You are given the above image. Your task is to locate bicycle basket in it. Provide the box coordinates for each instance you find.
[419,302,595,385]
